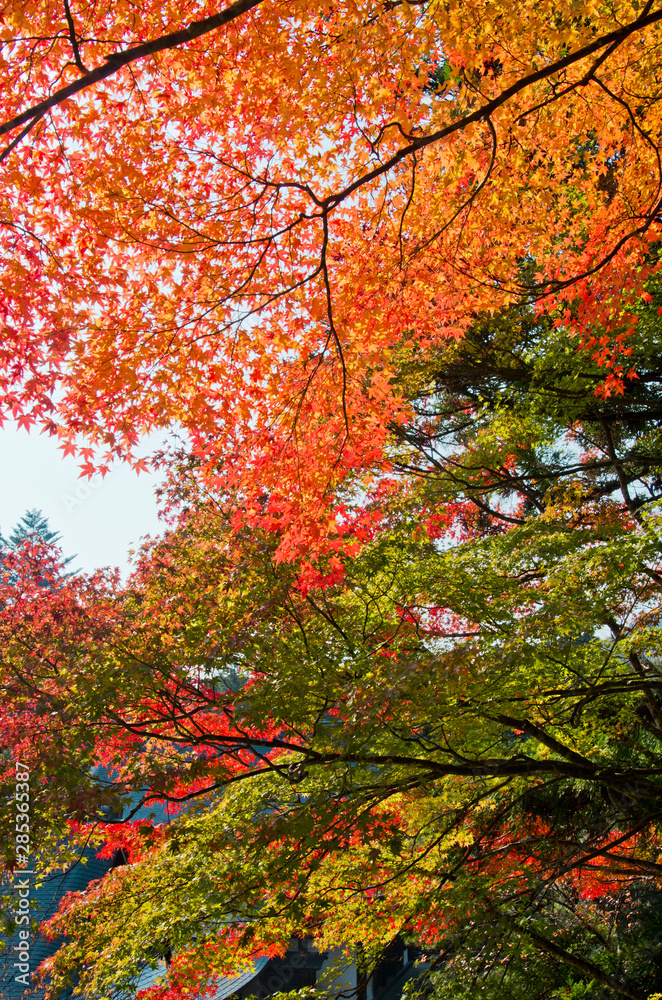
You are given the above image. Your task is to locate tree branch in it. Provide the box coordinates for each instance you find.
[0,0,265,158]
[524,926,646,1000]
[63,0,88,73]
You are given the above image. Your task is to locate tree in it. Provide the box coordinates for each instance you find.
[0,508,76,586]
[3,501,662,1000]
[1,0,662,562]
[388,271,662,531]
[1,296,662,1000]
[3,3,662,997]
[2,509,61,550]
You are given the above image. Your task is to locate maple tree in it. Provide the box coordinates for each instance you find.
[1,291,662,999]
[1,0,662,564]
[2,1,662,998]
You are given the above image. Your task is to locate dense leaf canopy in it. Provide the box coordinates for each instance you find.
[2,2,662,999]
[1,0,662,559]
[1,296,662,999]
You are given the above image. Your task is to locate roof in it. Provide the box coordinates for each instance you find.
[133,956,271,999]
[0,850,114,1000]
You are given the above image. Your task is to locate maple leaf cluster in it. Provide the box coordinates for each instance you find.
[1,2,662,1000]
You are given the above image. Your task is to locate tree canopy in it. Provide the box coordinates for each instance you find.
[2,294,662,999]
[1,0,662,561]
[2,2,662,1000]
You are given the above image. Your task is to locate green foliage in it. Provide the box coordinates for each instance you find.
[0,508,76,574]
[390,290,662,527]
[4,509,62,549]
[3,300,662,1000]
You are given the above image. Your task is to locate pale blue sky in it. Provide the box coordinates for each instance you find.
[0,422,165,574]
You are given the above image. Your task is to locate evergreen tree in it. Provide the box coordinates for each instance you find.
[0,509,76,575]
[4,509,62,549]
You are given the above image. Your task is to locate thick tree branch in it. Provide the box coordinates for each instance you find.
[0,0,265,157]
[491,713,596,769]
[524,926,646,1000]
[323,5,662,214]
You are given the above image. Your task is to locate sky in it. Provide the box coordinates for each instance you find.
[0,422,166,574]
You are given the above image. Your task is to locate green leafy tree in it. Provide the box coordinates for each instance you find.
[1,303,662,1000]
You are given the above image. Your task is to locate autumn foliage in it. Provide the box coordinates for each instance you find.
[0,0,661,563]
[2,1,662,999]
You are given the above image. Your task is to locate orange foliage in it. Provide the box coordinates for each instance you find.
[0,0,661,560]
